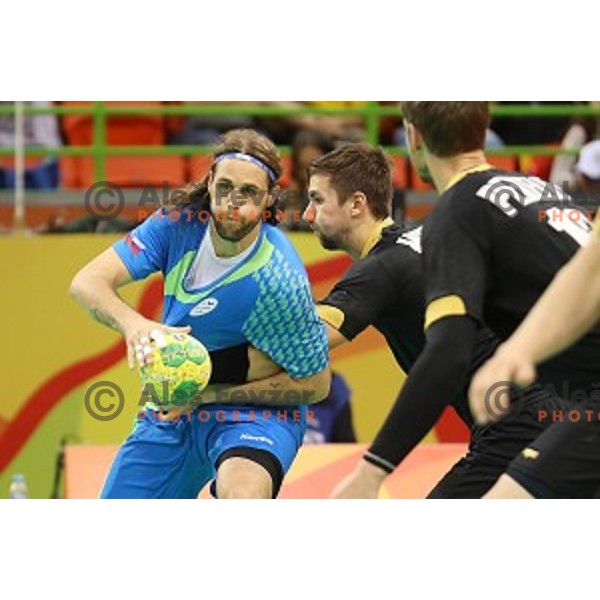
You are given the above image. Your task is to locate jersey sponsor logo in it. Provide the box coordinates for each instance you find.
[240,433,274,446]
[521,447,540,461]
[189,297,219,317]
[396,227,423,254]
[125,234,146,255]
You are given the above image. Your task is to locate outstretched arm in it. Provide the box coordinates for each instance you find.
[213,315,476,498]
[332,316,478,498]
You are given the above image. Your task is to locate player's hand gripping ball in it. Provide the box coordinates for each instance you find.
[139,331,212,408]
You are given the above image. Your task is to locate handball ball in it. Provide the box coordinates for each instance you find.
[139,331,212,407]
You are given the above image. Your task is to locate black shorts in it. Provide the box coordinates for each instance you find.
[428,389,570,499]
[506,403,600,498]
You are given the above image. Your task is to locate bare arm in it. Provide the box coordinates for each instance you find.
[69,248,141,334]
[204,366,331,407]
[196,323,345,408]
[204,323,346,407]
[69,248,190,369]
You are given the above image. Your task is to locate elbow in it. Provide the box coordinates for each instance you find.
[304,366,332,405]
[69,270,85,301]
[69,266,95,303]
[426,319,478,386]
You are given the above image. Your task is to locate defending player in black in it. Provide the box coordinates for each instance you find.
[401,101,600,498]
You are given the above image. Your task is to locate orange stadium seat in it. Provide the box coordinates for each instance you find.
[60,101,186,188]
[58,156,79,188]
[487,155,518,171]
[391,155,408,189]
[409,164,435,192]
[60,155,186,188]
[0,156,45,170]
[61,101,166,146]
[74,156,185,188]
[279,155,293,188]
[522,154,554,181]
[188,154,214,182]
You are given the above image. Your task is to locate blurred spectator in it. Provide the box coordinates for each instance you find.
[393,122,504,150]
[37,211,135,234]
[573,139,600,206]
[168,102,255,145]
[257,101,366,145]
[492,101,575,145]
[282,129,335,231]
[550,101,600,189]
[303,372,357,445]
[0,101,61,190]
[305,101,365,141]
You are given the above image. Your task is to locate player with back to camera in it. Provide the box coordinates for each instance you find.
[69,129,330,499]
[469,210,600,497]
[398,101,600,498]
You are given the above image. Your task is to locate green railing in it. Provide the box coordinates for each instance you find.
[0,102,599,182]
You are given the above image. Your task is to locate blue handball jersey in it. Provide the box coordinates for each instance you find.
[113,209,328,380]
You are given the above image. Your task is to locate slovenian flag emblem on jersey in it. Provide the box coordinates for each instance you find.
[125,234,146,255]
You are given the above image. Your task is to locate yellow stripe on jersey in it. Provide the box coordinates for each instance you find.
[595,212,600,234]
[361,217,395,259]
[425,295,467,330]
[317,304,345,331]
[443,164,494,193]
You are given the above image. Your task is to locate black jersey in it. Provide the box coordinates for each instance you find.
[318,219,498,424]
[316,217,574,490]
[319,221,427,374]
[423,167,600,397]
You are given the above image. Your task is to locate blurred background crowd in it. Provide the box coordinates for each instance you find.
[1,101,599,235]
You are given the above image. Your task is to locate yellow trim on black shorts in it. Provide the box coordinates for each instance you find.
[425,295,467,330]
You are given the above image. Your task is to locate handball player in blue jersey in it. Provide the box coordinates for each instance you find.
[69,129,330,499]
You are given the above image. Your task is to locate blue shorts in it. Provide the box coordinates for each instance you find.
[100,406,307,499]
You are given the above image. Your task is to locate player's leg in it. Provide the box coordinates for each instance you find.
[483,475,534,499]
[427,455,506,499]
[206,410,305,499]
[101,410,209,499]
[216,451,277,499]
[493,411,600,499]
[428,389,562,499]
